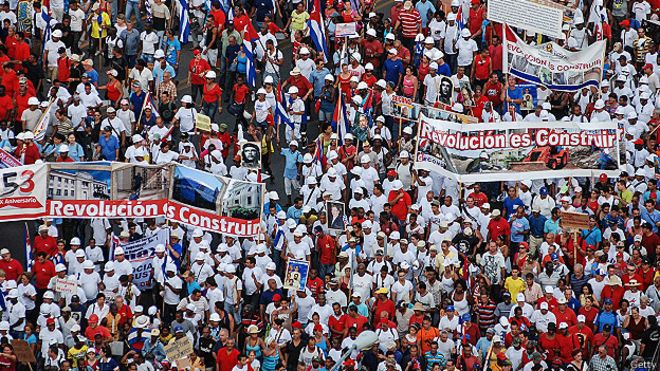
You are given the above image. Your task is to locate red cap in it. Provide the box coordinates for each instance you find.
[619,19,630,27]
[634,138,644,145]
[643,63,654,70]
[46,318,55,325]
[291,321,303,329]
[272,294,282,302]
[471,0,480,4]
[343,359,356,367]
[314,324,323,332]
[89,314,99,323]
[599,173,608,181]
[193,49,201,56]
[387,169,397,177]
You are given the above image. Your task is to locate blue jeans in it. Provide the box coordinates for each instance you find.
[125,1,143,29]
[202,101,218,122]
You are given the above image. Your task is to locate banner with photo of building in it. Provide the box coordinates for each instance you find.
[503,26,606,91]
[414,114,623,182]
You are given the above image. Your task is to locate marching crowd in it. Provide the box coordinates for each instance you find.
[0,0,657,370]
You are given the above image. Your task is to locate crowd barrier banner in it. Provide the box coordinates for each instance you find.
[114,228,170,289]
[0,162,265,237]
[0,164,47,221]
[414,114,622,182]
[0,149,22,168]
[503,26,606,91]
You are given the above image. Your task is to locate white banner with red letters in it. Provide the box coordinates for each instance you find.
[0,164,47,221]
[414,114,623,182]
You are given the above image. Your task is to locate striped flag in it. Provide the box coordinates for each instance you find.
[178,0,191,43]
[274,83,292,128]
[307,0,328,62]
[455,10,465,30]
[242,23,259,87]
[24,222,33,270]
[330,85,349,144]
[33,99,56,142]
[145,91,160,117]
[145,0,153,22]
[41,9,51,53]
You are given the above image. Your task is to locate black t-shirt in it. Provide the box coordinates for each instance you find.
[641,326,659,357]
[111,56,128,82]
[284,339,305,371]
[452,233,479,255]
[199,336,217,368]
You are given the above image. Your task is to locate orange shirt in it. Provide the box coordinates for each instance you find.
[417,327,440,353]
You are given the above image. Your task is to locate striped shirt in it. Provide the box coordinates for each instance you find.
[423,351,446,371]
[399,10,421,39]
[477,300,497,331]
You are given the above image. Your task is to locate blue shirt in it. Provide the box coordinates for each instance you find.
[503,197,525,216]
[165,38,181,65]
[280,148,302,179]
[415,0,436,28]
[437,62,452,77]
[98,135,119,161]
[582,227,602,247]
[287,205,303,223]
[594,310,618,333]
[129,91,147,119]
[86,69,100,85]
[510,216,529,243]
[68,142,85,161]
[640,208,660,233]
[309,68,331,98]
[504,86,523,112]
[383,58,404,86]
[544,218,560,234]
[527,214,547,237]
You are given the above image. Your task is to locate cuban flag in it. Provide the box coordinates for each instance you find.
[24,222,33,271]
[145,92,160,117]
[455,10,465,30]
[242,23,259,87]
[274,83,292,128]
[41,9,51,52]
[145,0,153,22]
[330,86,350,144]
[307,0,328,62]
[178,0,191,43]
[34,99,56,142]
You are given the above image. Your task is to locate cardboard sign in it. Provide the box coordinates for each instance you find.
[164,336,194,362]
[334,22,357,37]
[560,211,590,230]
[54,278,77,294]
[195,113,211,132]
[12,339,36,364]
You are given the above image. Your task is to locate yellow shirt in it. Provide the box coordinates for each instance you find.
[289,11,310,31]
[67,345,89,368]
[504,276,526,300]
[90,12,111,39]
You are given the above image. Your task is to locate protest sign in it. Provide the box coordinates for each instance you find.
[503,26,606,91]
[284,260,309,291]
[114,228,169,289]
[0,164,47,221]
[12,339,36,364]
[414,114,622,182]
[488,0,564,38]
[561,211,590,230]
[334,22,357,37]
[0,149,21,168]
[54,278,77,294]
[195,113,211,132]
[390,95,477,124]
[164,336,194,362]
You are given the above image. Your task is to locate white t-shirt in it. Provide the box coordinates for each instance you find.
[254,99,272,123]
[44,39,65,67]
[69,9,85,32]
[456,38,478,66]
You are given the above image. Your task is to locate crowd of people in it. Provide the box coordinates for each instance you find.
[0,0,658,370]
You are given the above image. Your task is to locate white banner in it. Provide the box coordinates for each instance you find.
[115,228,169,290]
[0,164,47,221]
[504,26,606,91]
[487,0,564,38]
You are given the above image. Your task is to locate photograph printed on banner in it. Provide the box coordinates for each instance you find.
[327,201,347,231]
[220,179,263,220]
[111,163,170,200]
[240,142,262,170]
[48,162,112,201]
[437,76,454,106]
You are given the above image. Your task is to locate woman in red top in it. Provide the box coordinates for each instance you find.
[188,48,211,103]
[471,48,492,88]
[99,70,123,107]
[202,70,223,121]
[337,64,353,100]
[0,344,17,371]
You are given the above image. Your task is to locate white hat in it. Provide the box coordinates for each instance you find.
[361,154,371,164]
[303,153,313,163]
[55,264,66,272]
[288,86,299,94]
[6,290,17,299]
[376,79,387,88]
[327,167,337,176]
[429,62,438,70]
[357,81,369,90]
[390,231,400,239]
[324,74,334,82]
[461,28,471,38]
[540,302,549,310]
[628,111,638,119]
[577,315,586,322]
[135,315,149,328]
[134,305,144,313]
[388,48,398,55]
[269,191,280,201]
[266,262,276,270]
[558,322,568,329]
[114,247,125,255]
[192,228,204,238]
[181,95,193,104]
[205,70,217,79]
[447,12,456,21]
[594,99,605,109]
[52,29,62,38]
[43,291,55,300]
[226,265,236,273]
[424,36,434,44]
[403,126,413,134]
[28,97,39,105]
[291,67,302,75]
[210,313,221,322]
[264,75,274,84]
[0,248,8,255]
[350,75,360,83]
[366,29,377,37]
[154,244,165,253]
[104,262,115,272]
[327,150,338,160]
[400,150,410,158]
[351,52,361,63]
[299,47,310,55]
[640,92,650,99]
[277,210,287,219]
[154,50,165,59]
[385,33,396,40]
[82,260,94,269]
[195,252,206,261]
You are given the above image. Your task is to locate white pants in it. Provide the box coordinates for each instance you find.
[284,177,300,196]
[206,49,218,68]
[285,123,301,142]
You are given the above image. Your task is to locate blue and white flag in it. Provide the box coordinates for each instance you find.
[307,0,328,63]
[274,83,292,128]
[41,9,51,53]
[178,0,190,43]
[243,40,257,87]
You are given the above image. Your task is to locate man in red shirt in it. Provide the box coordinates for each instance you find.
[361,29,384,69]
[591,324,619,358]
[371,288,395,326]
[84,314,112,340]
[553,297,577,327]
[328,302,347,340]
[487,209,510,245]
[31,252,55,291]
[315,226,337,279]
[0,248,23,281]
[15,131,41,165]
[33,225,57,257]
[282,69,313,102]
[471,48,492,88]
[482,72,503,109]
[467,0,485,38]
[344,305,368,334]
[395,1,421,49]
[216,338,240,371]
[469,184,489,206]
[387,181,411,222]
